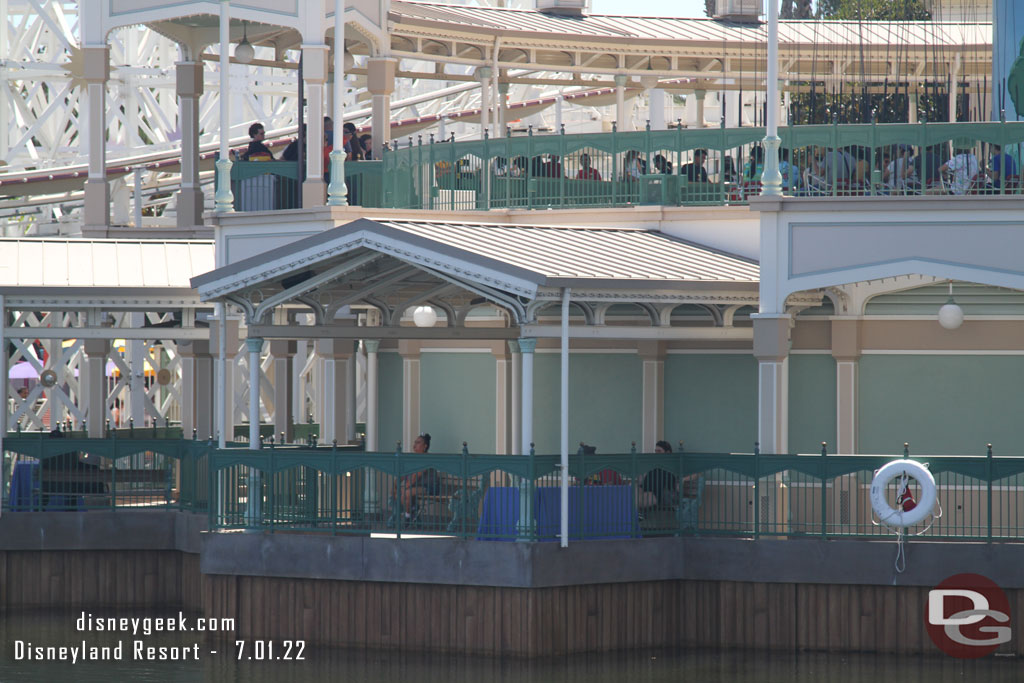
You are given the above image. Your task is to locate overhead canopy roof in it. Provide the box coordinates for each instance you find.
[0,238,214,303]
[192,218,759,330]
[392,1,989,48]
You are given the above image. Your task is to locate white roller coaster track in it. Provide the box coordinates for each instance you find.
[0,2,620,235]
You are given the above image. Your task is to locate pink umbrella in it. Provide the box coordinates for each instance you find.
[8,362,39,379]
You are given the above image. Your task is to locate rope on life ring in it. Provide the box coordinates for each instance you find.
[869,459,942,573]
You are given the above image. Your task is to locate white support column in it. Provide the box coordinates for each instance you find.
[497,82,509,137]
[508,340,521,455]
[126,312,146,426]
[82,46,110,227]
[180,340,214,440]
[613,74,628,130]
[477,67,493,139]
[649,88,666,130]
[761,0,782,197]
[752,314,791,454]
[494,344,512,454]
[364,340,379,451]
[692,90,706,128]
[303,44,329,207]
[246,337,263,449]
[832,318,861,455]
[315,339,350,444]
[211,314,238,447]
[519,338,536,453]
[346,341,357,442]
[327,0,349,205]
[639,342,665,452]
[368,59,396,160]
[176,60,204,227]
[214,0,234,212]
[83,339,109,437]
[399,341,420,450]
[559,289,570,549]
[269,340,295,443]
[554,93,563,131]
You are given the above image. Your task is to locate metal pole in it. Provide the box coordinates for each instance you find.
[216,303,227,449]
[326,0,349,205]
[247,337,262,448]
[761,0,782,196]
[559,289,570,548]
[214,0,234,211]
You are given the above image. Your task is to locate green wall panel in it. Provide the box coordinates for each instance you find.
[859,355,1024,456]
[664,354,757,453]
[532,353,642,455]
[420,353,496,455]
[788,354,837,454]
[376,352,403,452]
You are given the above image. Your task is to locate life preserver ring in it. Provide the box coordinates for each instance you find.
[870,460,936,527]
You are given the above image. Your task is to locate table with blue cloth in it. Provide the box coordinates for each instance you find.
[8,461,82,511]
[477,485,638,541]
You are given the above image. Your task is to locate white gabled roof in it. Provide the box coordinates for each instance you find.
[367,219,760,284]
[192,218,758,303]
[0,238,215,291]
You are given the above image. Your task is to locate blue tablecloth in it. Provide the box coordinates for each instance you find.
[8,461,82,511]
[477,486,638,541]
[9,461,38,511]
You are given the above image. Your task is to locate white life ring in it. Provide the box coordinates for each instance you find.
[870,459,937,527]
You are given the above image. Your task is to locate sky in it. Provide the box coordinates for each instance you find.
[589,0,716,18]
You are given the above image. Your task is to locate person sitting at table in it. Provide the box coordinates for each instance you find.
[653,153,673,175]
[576,153,602,181]
[637,441,678,511]
[622,150,646,181]
[582,444,624,485]
[398,433,440,521]
[679,149,709,183]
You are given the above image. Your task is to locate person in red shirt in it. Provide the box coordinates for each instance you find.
[576,153,602,181]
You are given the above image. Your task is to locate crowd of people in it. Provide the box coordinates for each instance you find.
[240,117,375,167]
[479,142,1020,198]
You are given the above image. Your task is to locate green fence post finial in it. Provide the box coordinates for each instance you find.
[631,441,637,455]
[904,442,910,457]
[395,441,402,456]
[529,442,535,457]
[462,442,469,457]
[821,442,828,457]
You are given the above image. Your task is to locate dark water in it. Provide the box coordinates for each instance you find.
[0,610,1017,682]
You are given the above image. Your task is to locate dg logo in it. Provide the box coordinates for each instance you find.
[926,573,1012,658]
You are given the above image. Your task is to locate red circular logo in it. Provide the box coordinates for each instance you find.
[925,573,1012,658]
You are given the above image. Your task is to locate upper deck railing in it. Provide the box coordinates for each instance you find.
[225,121,1024,213]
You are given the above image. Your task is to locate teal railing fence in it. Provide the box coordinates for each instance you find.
[5,437,1023,543]
[230,160,384,211]
[3,432,211,512]
[377,121,1024,210]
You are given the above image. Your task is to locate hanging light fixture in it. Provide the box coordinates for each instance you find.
[234,21,254,64]
[412,306,438,328]
[937,280,964,330]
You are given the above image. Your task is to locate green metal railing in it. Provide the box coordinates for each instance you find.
[379,121,1024,210]
[3,433,211,512]
[7,436,1024,544]
[230,160,383,210]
